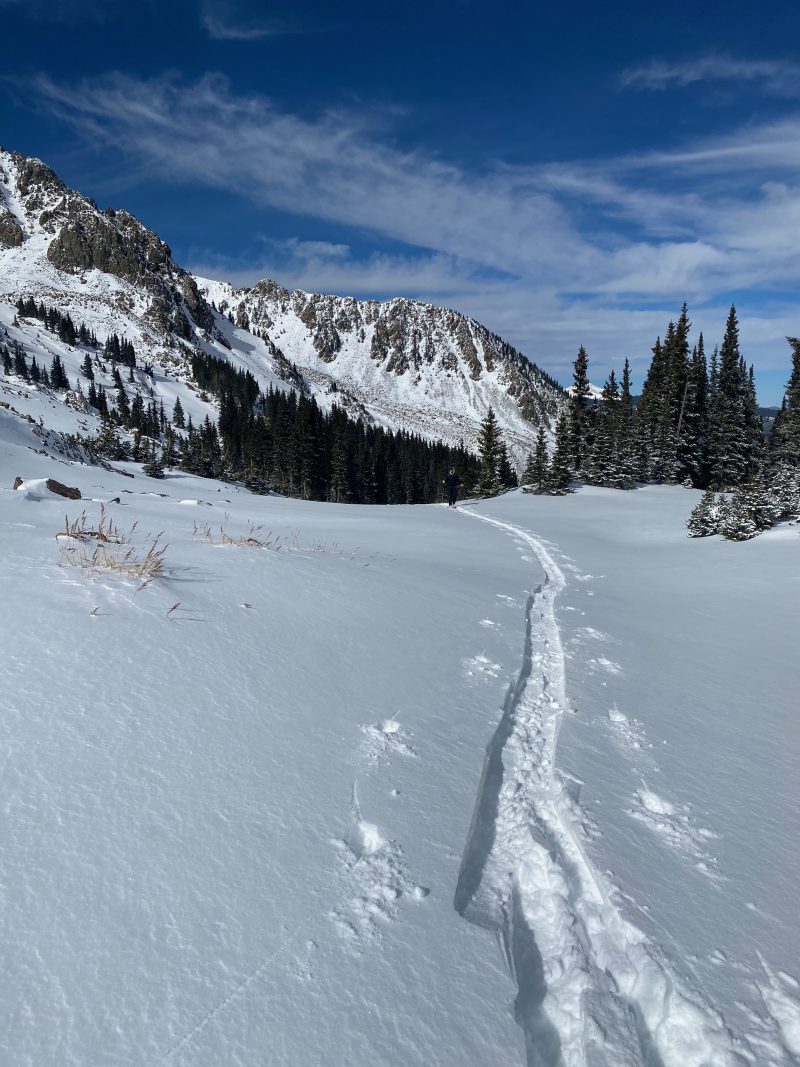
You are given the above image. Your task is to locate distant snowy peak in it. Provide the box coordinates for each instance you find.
[566,382,606,400]
[195,276,565,460]
[0,146,564,462]
[0,147,215,345]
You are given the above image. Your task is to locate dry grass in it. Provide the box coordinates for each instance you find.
[57,504,133,545]
[57,506,166,582]
[192,518,290,550]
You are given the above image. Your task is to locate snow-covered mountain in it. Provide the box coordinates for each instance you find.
[0,147,564,464]
[194,275,563,462]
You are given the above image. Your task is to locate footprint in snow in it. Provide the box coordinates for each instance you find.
[463,654,503,682]
[581,626,611,642]
[627,786,722,880]
[359,719,417,765]
[587,656,622,674]
[606,706,651,754]
[331,792,429,947]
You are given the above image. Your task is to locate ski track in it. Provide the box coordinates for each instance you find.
[454,508,754,1067]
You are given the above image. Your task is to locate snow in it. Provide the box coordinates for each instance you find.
[1,388,799,1064]
[193,275,559,464]
[1,138,561,472]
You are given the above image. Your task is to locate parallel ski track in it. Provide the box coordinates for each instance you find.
[455,508,751,1067]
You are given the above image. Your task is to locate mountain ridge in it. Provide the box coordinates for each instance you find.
[0,146,564,464]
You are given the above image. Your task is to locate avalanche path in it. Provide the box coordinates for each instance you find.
[455,507,751,1067]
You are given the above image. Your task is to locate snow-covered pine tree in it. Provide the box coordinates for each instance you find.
[770,464,800,521]
[746,476,782,531]
[718,486,758,540]
[686,489,722,537]
[709,306,750,489]
[769,337,800,467]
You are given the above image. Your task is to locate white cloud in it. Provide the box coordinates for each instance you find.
[19,70,800,399]
[621,54,800,98]
[199,1,311,40]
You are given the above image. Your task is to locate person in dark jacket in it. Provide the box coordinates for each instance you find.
[444,468,460,507]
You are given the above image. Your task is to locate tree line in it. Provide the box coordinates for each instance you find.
[520,303,800,539]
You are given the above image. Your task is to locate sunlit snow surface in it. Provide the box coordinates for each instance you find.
[1,420,799,1064]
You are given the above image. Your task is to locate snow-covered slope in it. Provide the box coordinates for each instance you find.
[1,147,564,464]
[195,275,563,462]
[1,384,798,1064]
[0,148,301,410]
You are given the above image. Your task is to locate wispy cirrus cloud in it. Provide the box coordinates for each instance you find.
[199,0,308,40]
[15,69,800,397]
[621,53,800,98]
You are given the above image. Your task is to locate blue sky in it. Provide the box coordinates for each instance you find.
[2,0,799,402]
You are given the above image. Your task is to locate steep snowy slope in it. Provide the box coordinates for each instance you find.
[195,276,563,462]
[0,147,563,465]
[0,148,299,402]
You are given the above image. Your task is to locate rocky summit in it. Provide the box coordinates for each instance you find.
[0,147,564,463]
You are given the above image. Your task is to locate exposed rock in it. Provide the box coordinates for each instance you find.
[312,321,342,362]
[12,476,23,489]
[0,209,23,248]
[46,478,81,500]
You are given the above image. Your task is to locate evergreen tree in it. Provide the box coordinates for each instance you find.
[770,337,800,466]
[172,395,186,429]
[49,354,69,390]
[95,416,126,460]
[546,409,574,494]
[116,384,131,423]
[523,424,550,490]
[81,352,94,381]
[534,423,550,486]
[587,368,620,486]
[686,489,722,537]
[498,443,518,490]
[719,487,758,541]
[522,450,537,486]
[709,306,750,488]
[475,407,504,497]
[13,343,28,380]
[569,345,593,474]
[143,443,165,479]
[678,335,710,487]
[1,346,11,376]
[616,358,637,487]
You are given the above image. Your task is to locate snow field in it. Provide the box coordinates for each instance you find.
[1,437,535,1066]
[477,487,800,1064]
[1,392,798,1065]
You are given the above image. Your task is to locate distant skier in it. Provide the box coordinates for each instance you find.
[444,468,460,507]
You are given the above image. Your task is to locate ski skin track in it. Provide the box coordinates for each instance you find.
[454,506,753,1067]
